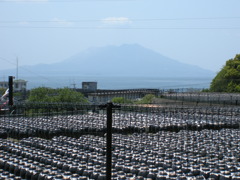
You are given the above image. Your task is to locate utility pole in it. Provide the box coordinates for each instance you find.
[8,76,14,106]
[106,102,113,180]
[99,102,121,180]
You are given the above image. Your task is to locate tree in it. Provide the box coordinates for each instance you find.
[0,88,6,97]
[28,87,88,103]
[28,87,54,102]
[111,97,133,104]
[210,54,240,92]
[136,94,156,104]
[53,88,88,103]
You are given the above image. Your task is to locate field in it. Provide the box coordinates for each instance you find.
[0,97,240,179]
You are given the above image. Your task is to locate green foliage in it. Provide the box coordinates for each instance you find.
[136,94,156,104]
[0,88,6,96]
[28,87,54,102]
[54,88,88,103]
[111,97,133,104]
[201,88,210,92]
[210,54,240,92]
[28,87,88,103]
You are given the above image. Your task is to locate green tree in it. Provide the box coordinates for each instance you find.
[0,88,6,96]
[28,87,88,103]
[210,54,240,92]
[53,88,88,103]
[112,97,133,104]
[28,87,54,102]
[136,94,156,104]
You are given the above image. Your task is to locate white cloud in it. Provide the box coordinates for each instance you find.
[101,17,132,25]
[51,18,73,26]
[18,21,30,25]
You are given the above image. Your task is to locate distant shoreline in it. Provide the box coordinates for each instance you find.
[18,76,212,90]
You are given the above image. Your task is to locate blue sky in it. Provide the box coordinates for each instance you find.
[0,0,240,73]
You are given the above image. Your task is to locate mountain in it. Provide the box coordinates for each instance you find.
[1,44,214,78]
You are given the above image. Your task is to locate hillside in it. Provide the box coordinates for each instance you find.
[1,44,214,78]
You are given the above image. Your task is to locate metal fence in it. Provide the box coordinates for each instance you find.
[162,92,240,106]
[0,102,240,180]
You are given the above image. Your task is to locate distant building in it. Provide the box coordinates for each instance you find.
[0,79,27,92]
[0,81,8,89]
[82,82,97,92]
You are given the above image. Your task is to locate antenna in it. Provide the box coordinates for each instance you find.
[16,57,18,80]
[71,82,76,89]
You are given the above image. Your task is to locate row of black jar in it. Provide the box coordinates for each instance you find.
[0,128,240,179]
[0,107,239,139]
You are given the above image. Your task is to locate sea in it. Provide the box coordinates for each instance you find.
[21,76,213,90]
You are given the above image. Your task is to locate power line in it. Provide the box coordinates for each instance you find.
[0,17,240,23]
[0,16,239,30]
[0,57,16,66]
[0,26,240,30]
[0,57,62,87]
[0,0,135,2]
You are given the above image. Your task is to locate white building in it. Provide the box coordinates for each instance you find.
[0,79,27,91]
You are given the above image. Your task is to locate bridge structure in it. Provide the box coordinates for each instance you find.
[87,88,160,104]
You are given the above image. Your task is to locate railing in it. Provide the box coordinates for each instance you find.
[0,102,240,179]
[162,92,240,106]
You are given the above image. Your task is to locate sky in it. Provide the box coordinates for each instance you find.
[0,0,240,74]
